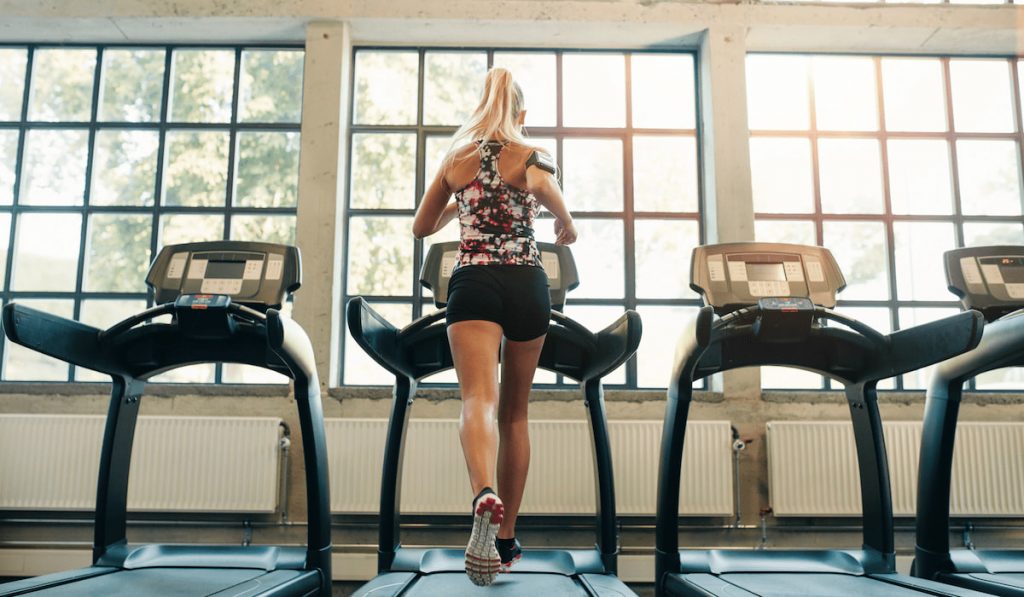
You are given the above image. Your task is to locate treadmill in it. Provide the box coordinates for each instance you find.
[655,242,991,597]
[0,241,331,597]
[913,245,1024,596]
[346,241,641,596]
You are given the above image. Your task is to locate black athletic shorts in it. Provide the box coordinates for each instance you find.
[445,265,551,341]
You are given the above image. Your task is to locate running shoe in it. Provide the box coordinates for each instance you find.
[465,487,504,586]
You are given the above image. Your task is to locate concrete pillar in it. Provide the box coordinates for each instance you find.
[293,21,351,390]
[698,24,760,398]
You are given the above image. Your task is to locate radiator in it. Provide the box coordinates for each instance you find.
[0,415,284,512]
[326,418,733,516]
[767,421,1024,517]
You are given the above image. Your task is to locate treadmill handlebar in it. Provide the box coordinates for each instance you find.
[2,303,116,375]
[670,306,984,393]
[930,310,1024,392]
[347,297,643,383]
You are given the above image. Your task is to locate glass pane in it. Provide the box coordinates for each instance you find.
[20,129,88,206]
[631,54,695,129]
[347,217,414,296]
[0,48,27,120]
[344,302,412,384]
[84,213,151,292]
[239,49,303,123]
[234,131,300,207]
[754,219,816,245]
[423,52,487,126]
[822,221,889,300]
[635,220,699,299]
[750,137,815,214]
[963,222,1024,246]
[548,218,623,299]
[98,49,165,122]
[562,138,623,211]
[635,306,698,388]
[956,140,1022,216]
[562,54,626,128]
[899,307,959,389]
[492,52,556,127]
[561,305,626,384]
[76,299,148,381]
[818,138,884,214]
[0,130,17,204]
[893,222,956,300]
[762,366,824,389]
[975,367,1024,390]
[881,58,946,132]
[150,363,216,384]
[222,363,291,384]
[425,135,453,186]
[160,214,223,246]
[887,139,952,215]
[746,55,810,130]
[0,214,9,283]
[632,135,698,213]
[3,299,73,381]
[353,51,418,126]
[169,50,234,123]
[91,129,159,206]
[162,130,229,207]
[12,213,81,291]
[350,133,415,209]
[231,214,296,246]
[949,59,1014,133]
[812,56,878,132]
[28,49,96,121]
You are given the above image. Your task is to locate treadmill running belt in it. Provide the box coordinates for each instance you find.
[407,572,583,595]
[715,573,940,596]
[965,573,1024,590]
[20,568,284,596]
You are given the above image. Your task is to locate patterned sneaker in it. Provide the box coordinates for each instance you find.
[495,537,522,572]
[465,487,503,586]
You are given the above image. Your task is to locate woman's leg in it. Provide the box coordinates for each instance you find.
[496,333,546,539]
[448,319,504,494]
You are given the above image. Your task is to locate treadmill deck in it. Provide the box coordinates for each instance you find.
[4,567,319,596]
[671,572,964,597]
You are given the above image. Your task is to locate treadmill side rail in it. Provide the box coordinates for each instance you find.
[0,567,118,597]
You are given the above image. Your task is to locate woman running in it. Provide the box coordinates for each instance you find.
[412,67,577,587]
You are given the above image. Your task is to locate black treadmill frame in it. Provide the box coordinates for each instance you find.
[914,309,1024,595]
[654,304,985,595]
[0,302,333,595]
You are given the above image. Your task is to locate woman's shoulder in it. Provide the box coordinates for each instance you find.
[505,141,551,160]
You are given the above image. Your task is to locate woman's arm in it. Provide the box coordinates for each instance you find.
[412,170,457,239]
[525,159,577,245]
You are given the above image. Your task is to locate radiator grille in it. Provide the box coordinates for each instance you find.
[0,415,283,512]
[767,420,1024,517]
[326,418,733,516]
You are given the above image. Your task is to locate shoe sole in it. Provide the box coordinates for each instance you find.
[465,496,503,586]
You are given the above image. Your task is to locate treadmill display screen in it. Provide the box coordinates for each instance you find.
[746,262,786,281]
[205,260,245,279]
[997,257,1024,283]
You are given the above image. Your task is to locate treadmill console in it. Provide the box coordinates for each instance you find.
[691,242,846,314]
[945,245,1024,322]
[146,241,301,311]
[420,241,580,311]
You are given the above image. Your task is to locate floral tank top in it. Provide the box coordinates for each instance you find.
[454,141,542,269]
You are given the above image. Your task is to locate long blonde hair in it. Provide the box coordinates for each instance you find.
[443,68,526,169]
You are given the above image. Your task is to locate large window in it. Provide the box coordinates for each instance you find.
[748,54,1024,390]
[0,45,304,383]
[343,48,701,388]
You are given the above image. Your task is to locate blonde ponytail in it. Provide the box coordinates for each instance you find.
[443,67,528,169]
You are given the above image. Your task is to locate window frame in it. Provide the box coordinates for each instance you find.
[749,52,1024,391]
[0,43,304,383]
[341,46,705,389]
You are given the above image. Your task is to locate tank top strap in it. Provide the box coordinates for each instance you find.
[476,140,506,175]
